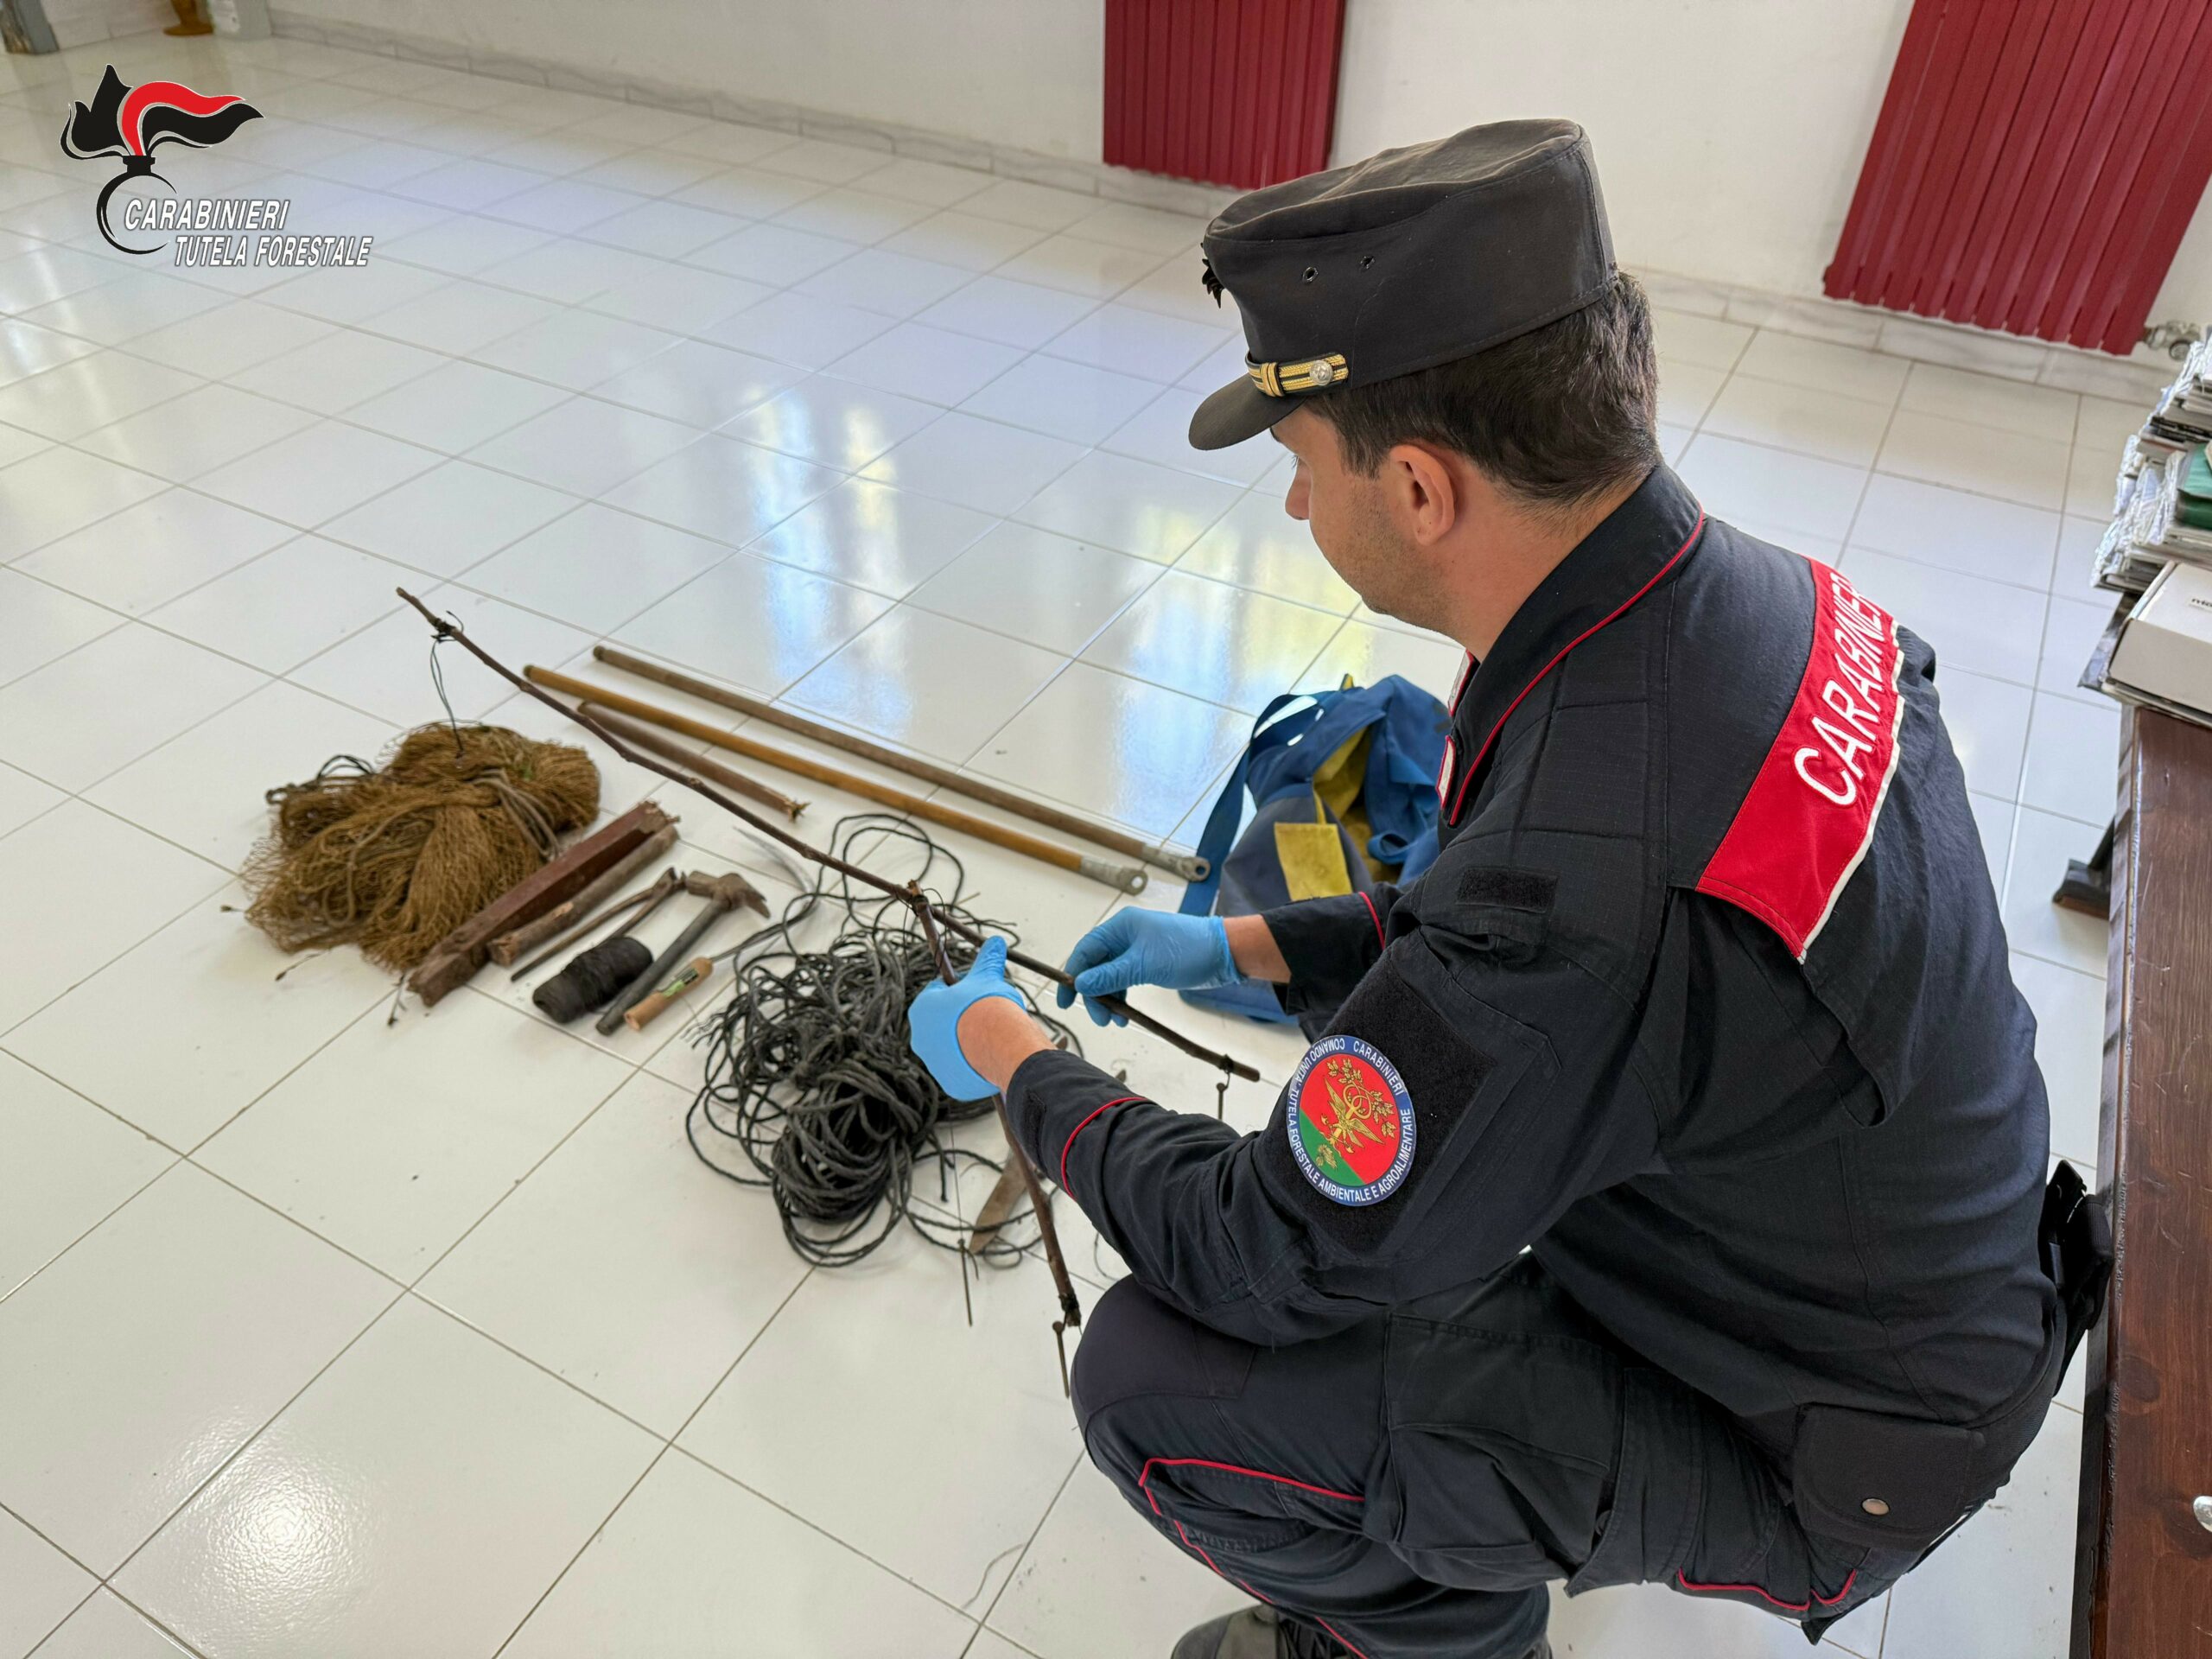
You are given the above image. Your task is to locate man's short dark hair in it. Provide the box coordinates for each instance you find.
[1313,271,1661,512]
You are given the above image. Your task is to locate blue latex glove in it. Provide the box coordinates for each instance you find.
[1057,910,1238,1027]
[906,936,1027,1101]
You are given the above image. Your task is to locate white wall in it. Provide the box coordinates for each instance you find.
[1336,0,1909,304]
[281,0,1105,159]
[1333,0,2209,330]
[283,0,2211,330]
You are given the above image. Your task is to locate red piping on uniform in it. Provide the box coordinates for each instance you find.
[1446,512,1707,825]
[1357,891,1384,951]
[1675,1567,1859,1614]
[1058,1096,1141,1192]
[1138,1459,1372,1659]
[1138,1457,1365,1504]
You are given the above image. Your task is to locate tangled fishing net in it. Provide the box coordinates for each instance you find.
[243,724,600,973]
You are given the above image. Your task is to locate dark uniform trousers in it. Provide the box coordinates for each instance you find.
[1073,1265,1922,1659]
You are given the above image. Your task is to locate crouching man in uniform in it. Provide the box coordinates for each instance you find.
[906,121,2094,1659]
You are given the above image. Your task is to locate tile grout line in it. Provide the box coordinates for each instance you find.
[89,1582,215,1659]
[4,314,2097,864]
[0,819,232,1043]
[96,128,1195,372]
[16,210,1192,503]
[95,1282,414,1603]
[5,950,863,1637]
[0,1495,111,1603]
[0,1125,180,1310]
[23,1024,677,1635]
[968,1444,1087,1647]
[482,1263,820,1658]
[7,354,1259,689]
[2012,387,2095,860]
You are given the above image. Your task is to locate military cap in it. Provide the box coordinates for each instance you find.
[1189,118,1615,450]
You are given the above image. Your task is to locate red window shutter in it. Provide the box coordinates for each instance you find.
[1104,0,1347,190]
[1827,0,2212,355]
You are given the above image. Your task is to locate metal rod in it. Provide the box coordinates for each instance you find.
[592,645,1207,883]
[596,896,728,1035]
[912,886,1082,1347]
[594,873,763,1036]
[480,660,1258,1077]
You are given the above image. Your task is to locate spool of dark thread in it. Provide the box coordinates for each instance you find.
[532,936,653,1025]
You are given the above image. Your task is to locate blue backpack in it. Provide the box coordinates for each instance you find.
[1177,676,1451,1025]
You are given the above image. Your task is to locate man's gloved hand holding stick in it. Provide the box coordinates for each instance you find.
[908,911,1289,1099]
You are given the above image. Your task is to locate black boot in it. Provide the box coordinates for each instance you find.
[1170,1605,1553,1659]
[1170,1607,1353,1659]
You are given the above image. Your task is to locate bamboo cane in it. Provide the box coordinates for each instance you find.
[525,667,1151,894]
[582,708,806,820]
[590,645,1208,883]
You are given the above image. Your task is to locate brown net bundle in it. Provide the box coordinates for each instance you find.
[244,724,601,974]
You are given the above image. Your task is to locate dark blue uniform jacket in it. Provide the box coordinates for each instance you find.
[1008,464,2055,1457]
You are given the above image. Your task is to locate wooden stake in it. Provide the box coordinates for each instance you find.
[489,822,679,964]
[407,801,675,1007]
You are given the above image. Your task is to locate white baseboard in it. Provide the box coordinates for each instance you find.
[1632,269,2177,404]
[264,6,2182,407]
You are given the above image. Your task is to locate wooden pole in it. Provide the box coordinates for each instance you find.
[525,667,1150,895]
[395,603,1255,1085]
[582,707,806,820]
[591,645,1207,884]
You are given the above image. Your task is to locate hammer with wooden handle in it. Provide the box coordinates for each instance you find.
[594,870,766,1035]
[623,956,715,1033]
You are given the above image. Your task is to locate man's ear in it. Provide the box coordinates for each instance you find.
[1385,442,1461,545]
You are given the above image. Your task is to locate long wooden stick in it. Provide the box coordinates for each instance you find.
[592,645,1208,883]
[614,700,1147,894]
[528,667,1150,895]
[396,590,1264,1360]
[583,707,807,820]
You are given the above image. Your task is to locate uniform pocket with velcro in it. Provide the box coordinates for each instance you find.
[1791,1404,1976,1549]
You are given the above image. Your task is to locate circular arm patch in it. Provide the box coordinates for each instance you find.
[1285,1034,1415,1205]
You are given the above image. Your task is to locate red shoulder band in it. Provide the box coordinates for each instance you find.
[1695,559,1905,960]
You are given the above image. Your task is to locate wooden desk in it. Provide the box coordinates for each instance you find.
[2070,706,2212,1658]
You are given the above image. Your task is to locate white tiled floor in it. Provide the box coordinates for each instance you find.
[0,29,2129,1659]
